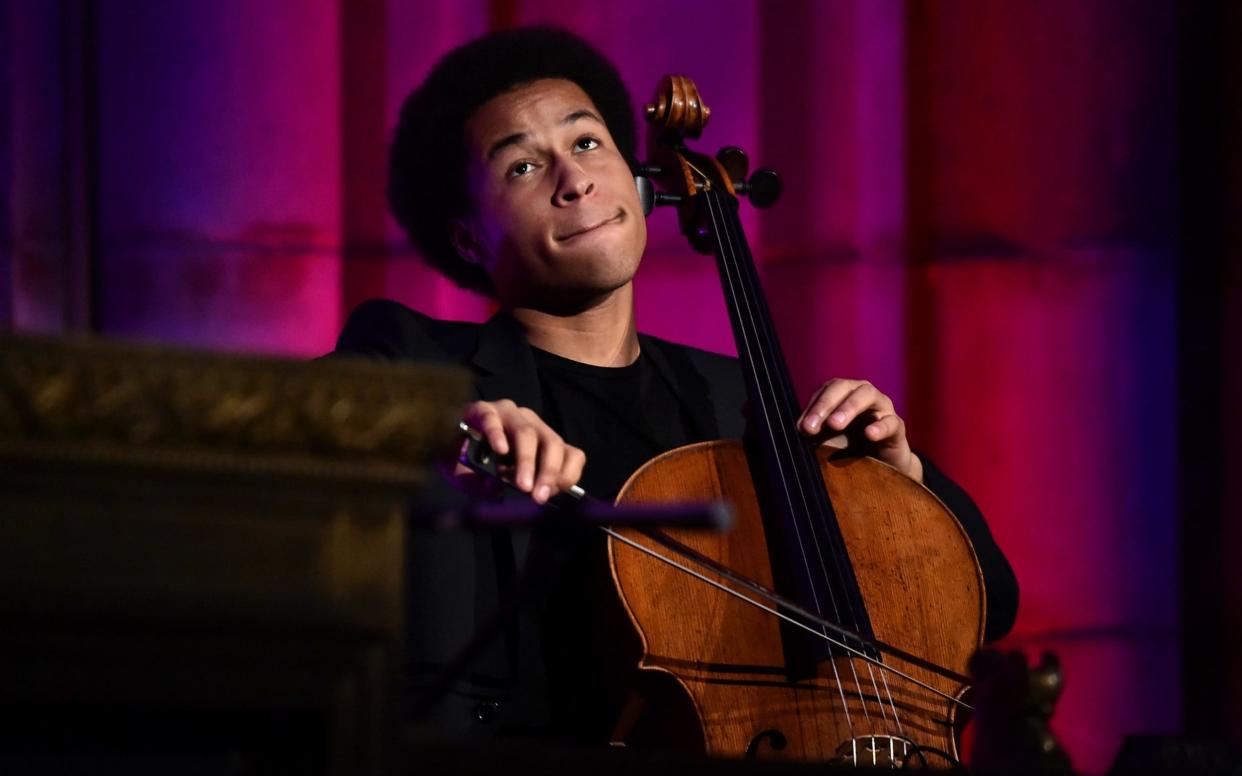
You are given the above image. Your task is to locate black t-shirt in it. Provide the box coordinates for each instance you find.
[531,346,695,500]
[525,346,701,742]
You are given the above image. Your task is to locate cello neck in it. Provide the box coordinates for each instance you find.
[700,185,878,656]
[640,72,877,654]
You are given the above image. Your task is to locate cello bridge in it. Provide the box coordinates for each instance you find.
[834,735,914,769]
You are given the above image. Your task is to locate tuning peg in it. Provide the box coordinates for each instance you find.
[636,176,684,216]
[735,169,782,209]
[636,175,655,215]
[716,146,748,184]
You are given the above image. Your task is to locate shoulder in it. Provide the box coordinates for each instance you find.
[640,334,740,379]
[332,298,481,363]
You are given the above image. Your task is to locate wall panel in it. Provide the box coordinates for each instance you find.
[94,0,343,353]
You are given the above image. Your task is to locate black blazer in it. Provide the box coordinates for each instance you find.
[333,298,1019,738]
[335,298,748,441]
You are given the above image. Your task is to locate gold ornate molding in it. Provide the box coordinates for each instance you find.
[0,334,470,485]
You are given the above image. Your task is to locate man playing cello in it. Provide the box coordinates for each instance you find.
[334,26,1018,747]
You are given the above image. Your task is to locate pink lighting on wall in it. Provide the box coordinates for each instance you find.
[2,2,1192,772]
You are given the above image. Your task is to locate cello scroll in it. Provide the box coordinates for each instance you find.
[639,76,781,254]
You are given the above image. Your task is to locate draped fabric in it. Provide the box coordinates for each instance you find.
[2,1,1235,772]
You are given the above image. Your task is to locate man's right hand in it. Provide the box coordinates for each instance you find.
[454,399,586,504]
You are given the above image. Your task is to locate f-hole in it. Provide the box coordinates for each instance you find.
[745,729,788,758]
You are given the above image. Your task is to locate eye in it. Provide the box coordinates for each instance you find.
[507,160,537,179]
[574,136,601,152]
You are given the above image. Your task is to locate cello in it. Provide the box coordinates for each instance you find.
[603,75,986,767]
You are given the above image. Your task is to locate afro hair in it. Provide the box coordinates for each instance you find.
[387,27,639,296]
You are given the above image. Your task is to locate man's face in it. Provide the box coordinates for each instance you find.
[457,78,647,311]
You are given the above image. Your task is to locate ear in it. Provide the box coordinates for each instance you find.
[450,220,487,267]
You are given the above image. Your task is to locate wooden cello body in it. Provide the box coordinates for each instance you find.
[611,443,983,766]
[605,76,987,767]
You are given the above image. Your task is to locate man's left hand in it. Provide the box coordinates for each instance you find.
[796,378,924,483]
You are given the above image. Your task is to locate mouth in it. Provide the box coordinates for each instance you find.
[555,210,625,243]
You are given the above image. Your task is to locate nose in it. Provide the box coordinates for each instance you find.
[552,159,595,207]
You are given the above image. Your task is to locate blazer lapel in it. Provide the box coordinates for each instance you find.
[468,312,542,574]
[639,334,721,441]
[470,312,543,415]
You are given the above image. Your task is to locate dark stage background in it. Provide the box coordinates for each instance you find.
[2,1,1239,773]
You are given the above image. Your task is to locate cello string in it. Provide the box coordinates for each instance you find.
[701,185,882,737]
[697,185,844,636]
[727,207,874,647]
[705,185,906,745]
[877,669,909,747]
[703,186,886,734]
[713,193,903,743]
[697,184,857,732]
[701,183,851,633]
[603,525,972,711]
[719,200,910,746]
[696,179,849,631]
[705,185,876,655]
[706,185,913,749]
[717,208,910,760]
[865,662,902,746]
[695,181,858,735]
